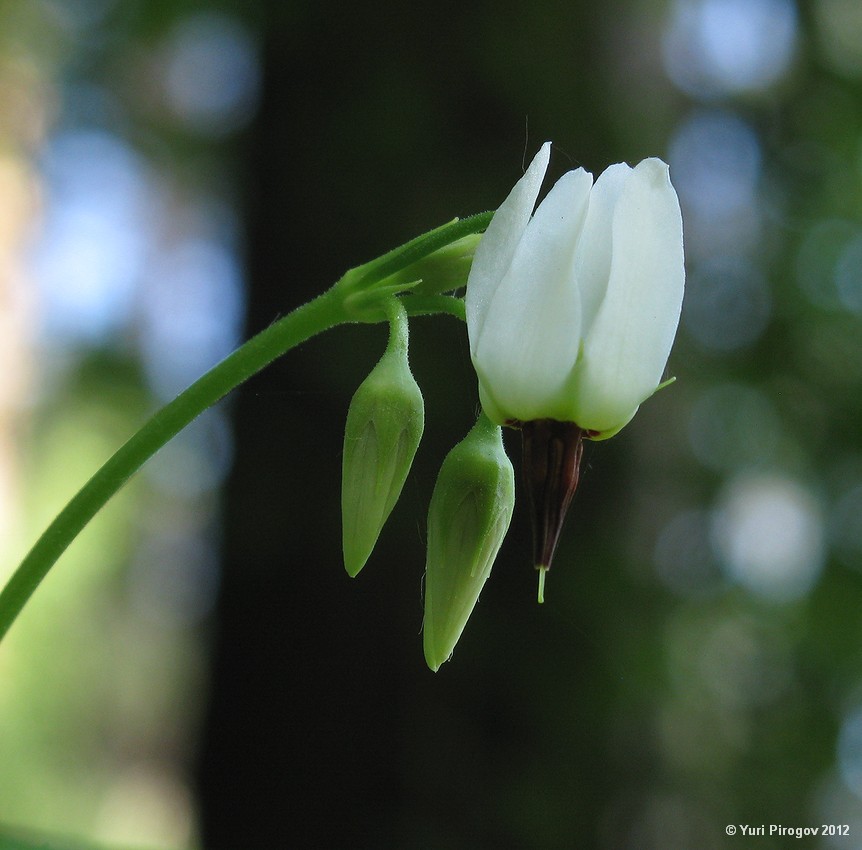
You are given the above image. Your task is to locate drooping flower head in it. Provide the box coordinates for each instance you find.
[465,143,685,580]
[466,142,684,439]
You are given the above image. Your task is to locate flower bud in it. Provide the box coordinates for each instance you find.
[423,414,515,671]
[342,305,424,577]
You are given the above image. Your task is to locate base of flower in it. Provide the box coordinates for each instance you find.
[520,419,586,580]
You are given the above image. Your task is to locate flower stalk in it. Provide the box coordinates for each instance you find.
[0,214,491,644]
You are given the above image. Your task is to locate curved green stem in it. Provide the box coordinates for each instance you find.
[0,287,349,643]
[0,210,493,644]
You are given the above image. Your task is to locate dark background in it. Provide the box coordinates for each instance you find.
[198,2,862,848]
[4,0,862,847]
[199,4,656,848]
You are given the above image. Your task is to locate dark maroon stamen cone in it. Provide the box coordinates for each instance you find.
[521,420,585,574]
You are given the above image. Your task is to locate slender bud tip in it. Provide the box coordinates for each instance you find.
[537,566,547,604]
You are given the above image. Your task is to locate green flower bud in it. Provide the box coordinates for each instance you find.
[423,413,515,671]
[342,304,424,577]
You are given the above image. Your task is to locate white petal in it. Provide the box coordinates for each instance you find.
[572,162,632,336]
[466,142,551,350]
[569,158,685,432]
[473,168,593,422]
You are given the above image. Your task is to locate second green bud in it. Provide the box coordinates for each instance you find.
[342,303,424,577]
[423,414,515,671]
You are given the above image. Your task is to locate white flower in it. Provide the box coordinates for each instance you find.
[465,142,685,438]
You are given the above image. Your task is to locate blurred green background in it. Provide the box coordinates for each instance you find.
[2,0,862,847]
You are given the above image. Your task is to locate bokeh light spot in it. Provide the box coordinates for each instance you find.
[663,0,797,97]
[668,110,763,259]
[160,11,260,137]
[711,473,825,602]
[32,129,152,346]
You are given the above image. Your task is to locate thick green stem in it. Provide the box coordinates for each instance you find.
[0,286,349,643]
